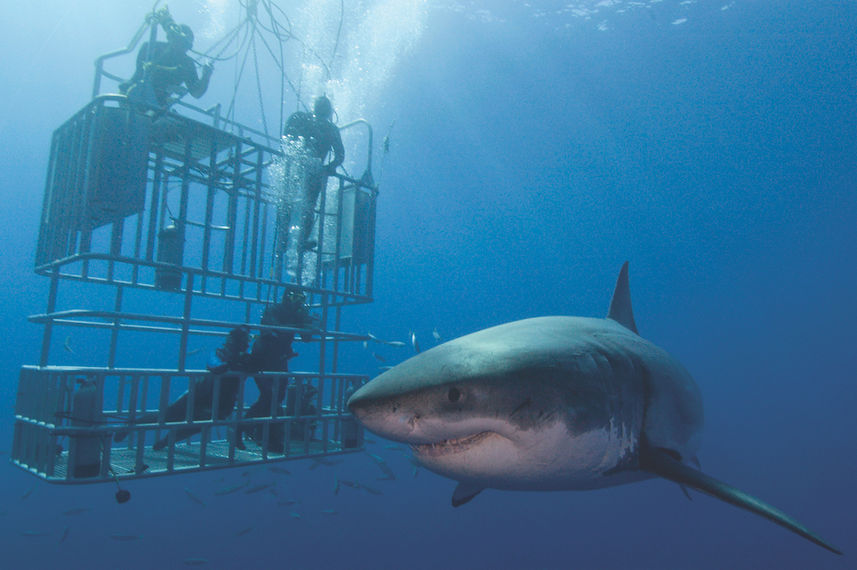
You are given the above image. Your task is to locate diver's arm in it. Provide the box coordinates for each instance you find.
[327,128,345,173]
[186,62,213,98]
[155,8,177,36]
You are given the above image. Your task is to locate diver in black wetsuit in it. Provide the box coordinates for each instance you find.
[283,96,345,251]
[114,288,315,451]
[114,326,249,450]
[239,286,317,451]
[120,7,213,108]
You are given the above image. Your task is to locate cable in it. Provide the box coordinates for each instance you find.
[329,0,344,74]
[251,32,270,139]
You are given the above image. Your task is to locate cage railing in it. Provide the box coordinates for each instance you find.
[13,366,367,483]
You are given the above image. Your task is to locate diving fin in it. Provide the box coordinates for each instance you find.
[451,482,484,507]
[641,447,841,555]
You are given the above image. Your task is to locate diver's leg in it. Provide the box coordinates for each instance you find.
[299,177,324,249]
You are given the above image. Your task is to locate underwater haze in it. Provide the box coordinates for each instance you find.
[0,1,855,568]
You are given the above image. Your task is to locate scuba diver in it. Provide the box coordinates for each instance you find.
[114,287,316,451]
[238,286,318,452]
[283,95,345,251]
[120,7,213,108]
[113,326,249,450]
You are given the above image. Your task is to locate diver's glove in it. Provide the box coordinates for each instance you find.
[147,6,171,24]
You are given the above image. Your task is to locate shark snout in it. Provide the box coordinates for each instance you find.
[347,390,423,442]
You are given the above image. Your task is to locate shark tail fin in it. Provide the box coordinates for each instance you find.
[607,261,638,333]
[641,446,842,555]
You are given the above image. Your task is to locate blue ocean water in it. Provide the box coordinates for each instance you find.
[0,1,855,568]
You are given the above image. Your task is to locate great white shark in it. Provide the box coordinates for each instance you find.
[347,263,841,555]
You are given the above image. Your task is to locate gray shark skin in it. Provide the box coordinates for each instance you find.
[348,263,841,555]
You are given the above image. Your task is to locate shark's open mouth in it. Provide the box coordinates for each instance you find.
[411,431,493,457]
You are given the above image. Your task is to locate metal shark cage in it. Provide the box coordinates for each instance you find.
[12,91,377,484]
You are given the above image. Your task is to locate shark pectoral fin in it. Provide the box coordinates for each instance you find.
[641,447,842,555]
[451,482,484,507]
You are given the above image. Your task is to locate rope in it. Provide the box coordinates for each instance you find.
[329,0,344,74]
[251,32,270,139]
[223,26,255,126]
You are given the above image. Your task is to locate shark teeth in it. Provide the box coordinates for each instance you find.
[411,432,492,456]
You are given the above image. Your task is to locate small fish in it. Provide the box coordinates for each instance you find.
[310,457,343,469]
[110,533,140,541]
[277,499,299,506]
[338,479,358,488]
[244,482,274,495]
[412,466,419,478]
[334,477,341,495]
[383,135,391,154]
[59,526,70,543]
[63,336,74,354]
[289,511,302,519]
[186,347,204,356]
[367,332,379,342]
[409,331,420,353]
[384,340,407,348]
[372,352,386,363]
[62,507,91,516]
[360,484,383,496]
[184,488,206,507]
[183,558,209,567]
[268,466,291,475]
[20,530,48,537]
[214,483,247,496]
[368,453,396,480]
[21,485,36,500]
[235,526,254,537]
[321,508,337,515]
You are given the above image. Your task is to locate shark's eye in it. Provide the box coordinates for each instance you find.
[447,387,461,403]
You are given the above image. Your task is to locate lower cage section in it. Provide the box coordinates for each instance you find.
[12,366,366,483]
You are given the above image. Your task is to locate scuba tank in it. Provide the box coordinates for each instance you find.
[341,382,362,449]
[68,378,102,478]
[155,223,184,291]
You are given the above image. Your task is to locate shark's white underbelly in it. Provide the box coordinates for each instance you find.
[416,418,648,491]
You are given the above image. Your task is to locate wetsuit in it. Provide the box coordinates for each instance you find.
[240,299,315,451]
[283,111,345,246]
[121,41,210,107]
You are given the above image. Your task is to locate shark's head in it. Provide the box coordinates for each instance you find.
[348,317,648,491]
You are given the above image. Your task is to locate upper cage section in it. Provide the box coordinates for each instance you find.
[36,95,377,304]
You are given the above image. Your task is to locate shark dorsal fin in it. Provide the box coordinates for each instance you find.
[607,261,638,333]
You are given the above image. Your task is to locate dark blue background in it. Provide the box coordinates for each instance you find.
[0,2,854,568]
